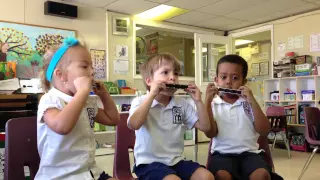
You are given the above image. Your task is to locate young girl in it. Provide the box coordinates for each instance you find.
[36,37,119,180]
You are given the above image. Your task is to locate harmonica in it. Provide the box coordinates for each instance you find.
[92,82,100,89]
[218,87,242,95]
[166,84,188,89]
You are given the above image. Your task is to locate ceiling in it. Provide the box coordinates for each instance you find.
[65,0,320,31]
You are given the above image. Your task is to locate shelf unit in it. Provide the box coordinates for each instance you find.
[264,75,320,125]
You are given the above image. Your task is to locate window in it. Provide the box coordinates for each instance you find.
[135,25,195,77]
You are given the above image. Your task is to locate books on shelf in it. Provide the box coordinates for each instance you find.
[284,104,296,124]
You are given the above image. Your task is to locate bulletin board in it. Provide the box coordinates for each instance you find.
[90,49,106,79]
[0,21,76,79]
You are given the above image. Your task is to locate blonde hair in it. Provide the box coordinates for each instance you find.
[139,53,181,90]
[39,40,88,92]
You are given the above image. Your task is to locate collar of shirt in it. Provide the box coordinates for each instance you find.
[150,96,177,109]
[50,87,73,103]
[213,95,246,106]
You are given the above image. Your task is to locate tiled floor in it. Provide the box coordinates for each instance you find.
[95,143,320,180]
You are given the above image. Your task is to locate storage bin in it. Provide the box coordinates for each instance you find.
[284,92,296,101]
[301,90,315,101]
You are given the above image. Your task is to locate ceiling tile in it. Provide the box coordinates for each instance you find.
[105,0,159,14]
[224,0,306,21]
[146,0,171,3]
[165,0,220,10]
[197,0,268,15]
[283,3,319,15]
[195,16,245,29]
[249,12,286,23]
[166,11,215,25]
[224,21,256,31]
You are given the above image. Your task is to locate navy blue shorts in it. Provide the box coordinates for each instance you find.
[134,160,203,180]
[208,151,272,180]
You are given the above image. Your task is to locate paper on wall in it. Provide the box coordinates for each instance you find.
[277,42,286,58]
[294,35,303,49]
[310,33,320,52]
[113,59,129,74]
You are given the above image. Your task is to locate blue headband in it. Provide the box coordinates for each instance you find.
[46,37,79,82]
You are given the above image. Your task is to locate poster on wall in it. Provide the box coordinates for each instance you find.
[0,21,75,79]
[90,49,106,79]
[115,45,128,60]
[251,63,260,76]
[259,62,269,76]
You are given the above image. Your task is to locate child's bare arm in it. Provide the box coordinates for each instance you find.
[250,99,270,136]
[204,83,218,138]
[43,89,90,135]
[128,94,155,130]
[186,84,210,133]
[94,82,120,126]
[239,86,270,136]
[128,80,165,130]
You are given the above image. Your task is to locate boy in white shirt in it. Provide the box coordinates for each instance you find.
[205,55,271,180]
[128,53,214,180]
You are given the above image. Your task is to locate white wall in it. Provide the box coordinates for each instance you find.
[0,0,106,51]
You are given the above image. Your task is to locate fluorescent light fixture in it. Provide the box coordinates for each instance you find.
[135,5,188,21]
[135,27,142,30]
[235,39,254,46]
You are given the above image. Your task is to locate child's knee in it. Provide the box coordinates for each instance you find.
[163,174,181,180]
[249,168,270,180]
[215,170,232,180]
[191,167,215,180]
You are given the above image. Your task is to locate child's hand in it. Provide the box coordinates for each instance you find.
[205,83,218,103]
[185,83,202,102]
[239,86,255,104]
[93,81,109,98]
[74,76,92,94]
[149,80,166,97]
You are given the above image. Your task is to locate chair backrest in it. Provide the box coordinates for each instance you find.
[206,136,275,171]
[266,106,285,116]
[113,113,136,179]
[266,106,287,131]
[4,116,40,180]
[304,107,320,145]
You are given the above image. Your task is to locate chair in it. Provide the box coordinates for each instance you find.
[4,116,40,180]
[113,113,137,180]
[266,106,291,158]
[298,107,320,180]
[206,136,275,172]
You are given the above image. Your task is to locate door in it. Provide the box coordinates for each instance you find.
[194,33,232,142]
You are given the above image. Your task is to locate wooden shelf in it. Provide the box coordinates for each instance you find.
[94,131,115,135]
[111,94,136,97]
[264,100,279,103]
[279,100,296,103]
[297,100,315,103]
[287,124,305,127]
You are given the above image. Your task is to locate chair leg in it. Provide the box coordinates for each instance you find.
[298,146,319,180]
[272,133,277,151]
[194,144,198,162]
[281,133,291,159]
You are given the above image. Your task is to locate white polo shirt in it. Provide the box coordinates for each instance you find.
[210,96,261,154]
[36,88,103,180]
[128,95,198,166]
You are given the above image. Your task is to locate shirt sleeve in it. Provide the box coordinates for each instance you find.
[128,96,142,129]
[37,93,63,123]
[183,99,199,130]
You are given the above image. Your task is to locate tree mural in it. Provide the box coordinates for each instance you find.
[0,28,32,60]
[35,34,64,56]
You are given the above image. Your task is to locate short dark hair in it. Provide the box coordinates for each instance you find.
[216,54,248,79]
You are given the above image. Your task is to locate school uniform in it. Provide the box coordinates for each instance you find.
[208,96,271,180]
[36,88,111,180]
[128,95,202,180]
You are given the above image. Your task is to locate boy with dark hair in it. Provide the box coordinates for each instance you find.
[205,54,271,180]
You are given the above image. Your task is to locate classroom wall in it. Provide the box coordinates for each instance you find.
[107,11,223,91]
[0,0,107,59]
[231,9,320,64]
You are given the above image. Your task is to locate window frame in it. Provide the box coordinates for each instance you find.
[132,19,216,81]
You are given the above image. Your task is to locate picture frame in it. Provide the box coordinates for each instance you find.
[259,61,269,76]
[113,17,129,36]
[251,63,260,76]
